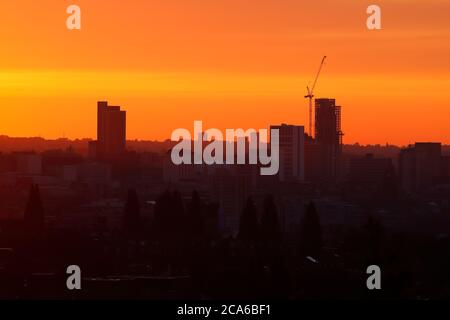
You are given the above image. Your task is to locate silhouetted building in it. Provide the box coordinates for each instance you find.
[314,98,343,182]
[15,152,42,175]
[349,153,393,186]
[346,153,397,201]
[399,142,442,193]
[443,156,450,181]
[304,135,322,183]
[0,153,15,173]
[270,124,305,182]
[94,101,126,160]
[163,150,206,189]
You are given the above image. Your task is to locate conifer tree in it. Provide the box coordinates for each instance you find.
[238,197,259,244]
[261,194,281,246]
[123,188,141,235]
[299,202,322,258]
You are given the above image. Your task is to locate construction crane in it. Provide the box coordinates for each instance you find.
[305,55,327,137]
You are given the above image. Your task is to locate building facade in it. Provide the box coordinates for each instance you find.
[399,142,442,193]
[270,124,305,182]
[314,98,343,183]
[95,101,126,160]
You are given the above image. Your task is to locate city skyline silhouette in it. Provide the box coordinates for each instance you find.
[1,0,450,303]
[1,1,450,144]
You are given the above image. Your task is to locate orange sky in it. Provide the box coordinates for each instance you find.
[1,0,450,145]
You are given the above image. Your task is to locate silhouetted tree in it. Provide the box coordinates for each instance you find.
[24,184,44,236]
[123,188,141,235]
[186,190,210,293]
[299,202,322,258]
[153,190,171,233]
[171,190,186,238]
[264,256,290,299]
[186,190,205,243]
[238,197,259,244]
[153,190,186,243]
[204,202,220,237]
[261,194,281,247]
[151,190,188,272]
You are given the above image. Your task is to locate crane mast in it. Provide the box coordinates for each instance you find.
[305,56,327,137]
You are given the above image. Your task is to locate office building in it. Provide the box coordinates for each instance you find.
[399,142,442,193]
[314,98,343,182]
[15,152,42,175]
[95,101,126,160]
[270,124,305,182]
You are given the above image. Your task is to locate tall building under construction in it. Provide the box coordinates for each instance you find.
[314,98,343,182]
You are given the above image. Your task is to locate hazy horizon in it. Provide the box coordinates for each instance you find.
[1,133,450,150]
